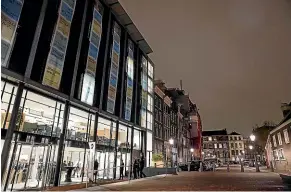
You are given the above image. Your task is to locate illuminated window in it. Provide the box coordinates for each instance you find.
[273,135,277,147]
[277,132,283,146]
[283,129,289,144]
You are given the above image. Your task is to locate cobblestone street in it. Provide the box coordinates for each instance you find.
[72,166,289,191]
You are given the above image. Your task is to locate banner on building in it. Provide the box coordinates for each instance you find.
[42,0,76,89]
[1,0,24,67]
[140,57,148,127]
[80,1,103,105]
[107,22,121,113]
[124,40,134,121]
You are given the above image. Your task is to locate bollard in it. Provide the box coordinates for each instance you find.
[241,163,244,172]
[199,162,203,172]
[255,161,260,172]
[188,162,191,172]
[270,161,274,172]
[212,163,215,172]
[227,162,230,172]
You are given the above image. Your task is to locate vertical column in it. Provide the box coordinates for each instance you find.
[25,0,48,78]
[54,100,70,186]
[129,126,134,179]
[1,82,24,180]
[99,12,112,109]
[70,0,89,98]
[113,120,119,179]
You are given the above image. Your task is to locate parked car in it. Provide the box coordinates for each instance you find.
[179,161,208,171]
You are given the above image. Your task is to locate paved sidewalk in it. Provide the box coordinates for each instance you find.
[69,170,288,191]
[70,174,174,191]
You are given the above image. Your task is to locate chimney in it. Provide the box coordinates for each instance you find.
[154,79,166,92]
[281,103,291,118]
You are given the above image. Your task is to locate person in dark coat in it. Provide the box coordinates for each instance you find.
[139,156,146,178]
[93,160,99,182]
[133,159,138,179]
[119,159,124,180]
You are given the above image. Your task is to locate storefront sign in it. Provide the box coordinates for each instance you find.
[42,0,76,89]
[80,1,103,105]
[1,0,24,67]
[107,22,121,113]
[124,40,134,121]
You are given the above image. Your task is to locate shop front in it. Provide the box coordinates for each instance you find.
[1,80,63,191]
[1,80,147,190]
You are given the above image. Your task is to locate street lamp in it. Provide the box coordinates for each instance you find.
[169,138,174,167]
[250,134,256,142]
[169,138,174,145]
[249,145,253,150]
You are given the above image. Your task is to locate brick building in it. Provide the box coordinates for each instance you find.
[265,103,291,173]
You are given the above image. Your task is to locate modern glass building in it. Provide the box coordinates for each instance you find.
[1,0,154,190]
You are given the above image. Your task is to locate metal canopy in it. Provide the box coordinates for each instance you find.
[104,0,153,54]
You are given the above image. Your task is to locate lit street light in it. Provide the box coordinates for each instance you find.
[249,134,260,172]
[250,134,256,142]
[249,145,253,150]
[190,148,194,153]
[169,138,174,145]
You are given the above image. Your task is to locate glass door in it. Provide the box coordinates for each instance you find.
[4,142,51,191]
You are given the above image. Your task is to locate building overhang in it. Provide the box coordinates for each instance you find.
[104,0,153,55]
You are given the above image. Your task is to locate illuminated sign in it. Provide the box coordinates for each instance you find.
[42,0,76,89]
[1,0,24,66]
[124,40,134,121]
[107,22,121,113]
[80,1,103,105]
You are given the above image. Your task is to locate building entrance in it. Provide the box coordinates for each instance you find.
[2,142,53,191]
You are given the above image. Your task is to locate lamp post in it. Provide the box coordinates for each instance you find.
[250,134,260,172]
[169,138,174,167]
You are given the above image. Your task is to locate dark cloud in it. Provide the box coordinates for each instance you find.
[120,0,291,136]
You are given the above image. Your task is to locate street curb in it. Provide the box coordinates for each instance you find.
[69,174,176,191]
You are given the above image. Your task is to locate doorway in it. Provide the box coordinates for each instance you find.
[2,142,53,191]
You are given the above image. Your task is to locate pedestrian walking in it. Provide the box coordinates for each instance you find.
[119,159,124,180]
[139,156,146,178]
[133,159,138,179]
[93,160,99,183]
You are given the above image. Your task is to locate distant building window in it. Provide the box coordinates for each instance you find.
[238,137,241,140]
[235,143,238,148]
[223,143,227,148]
[230,137,233,140]
[273,150,279,160]
[273,135,277,147]
[239,143,242,148]
[277,132,283,146]
[214,143,217,148]
[231,150,235,155]
[283,129,290,144]
[234,137,237,140]
[231,143,234,148]
[208,137,212,141]
[278,148,285,160]
[219,144,222,148]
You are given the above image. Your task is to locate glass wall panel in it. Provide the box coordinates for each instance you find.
[1,82,18,131]
[96,117,116,179]
[132,128,141,161]
[147,112,153,130]
[61,107,92,185]
[1,86,63,191]
[20,91,62,137]
[116,124,130,179]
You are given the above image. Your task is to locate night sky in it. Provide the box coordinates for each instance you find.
[120,0,291,136]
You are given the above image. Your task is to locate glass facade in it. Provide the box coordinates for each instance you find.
[1,0,154,190]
